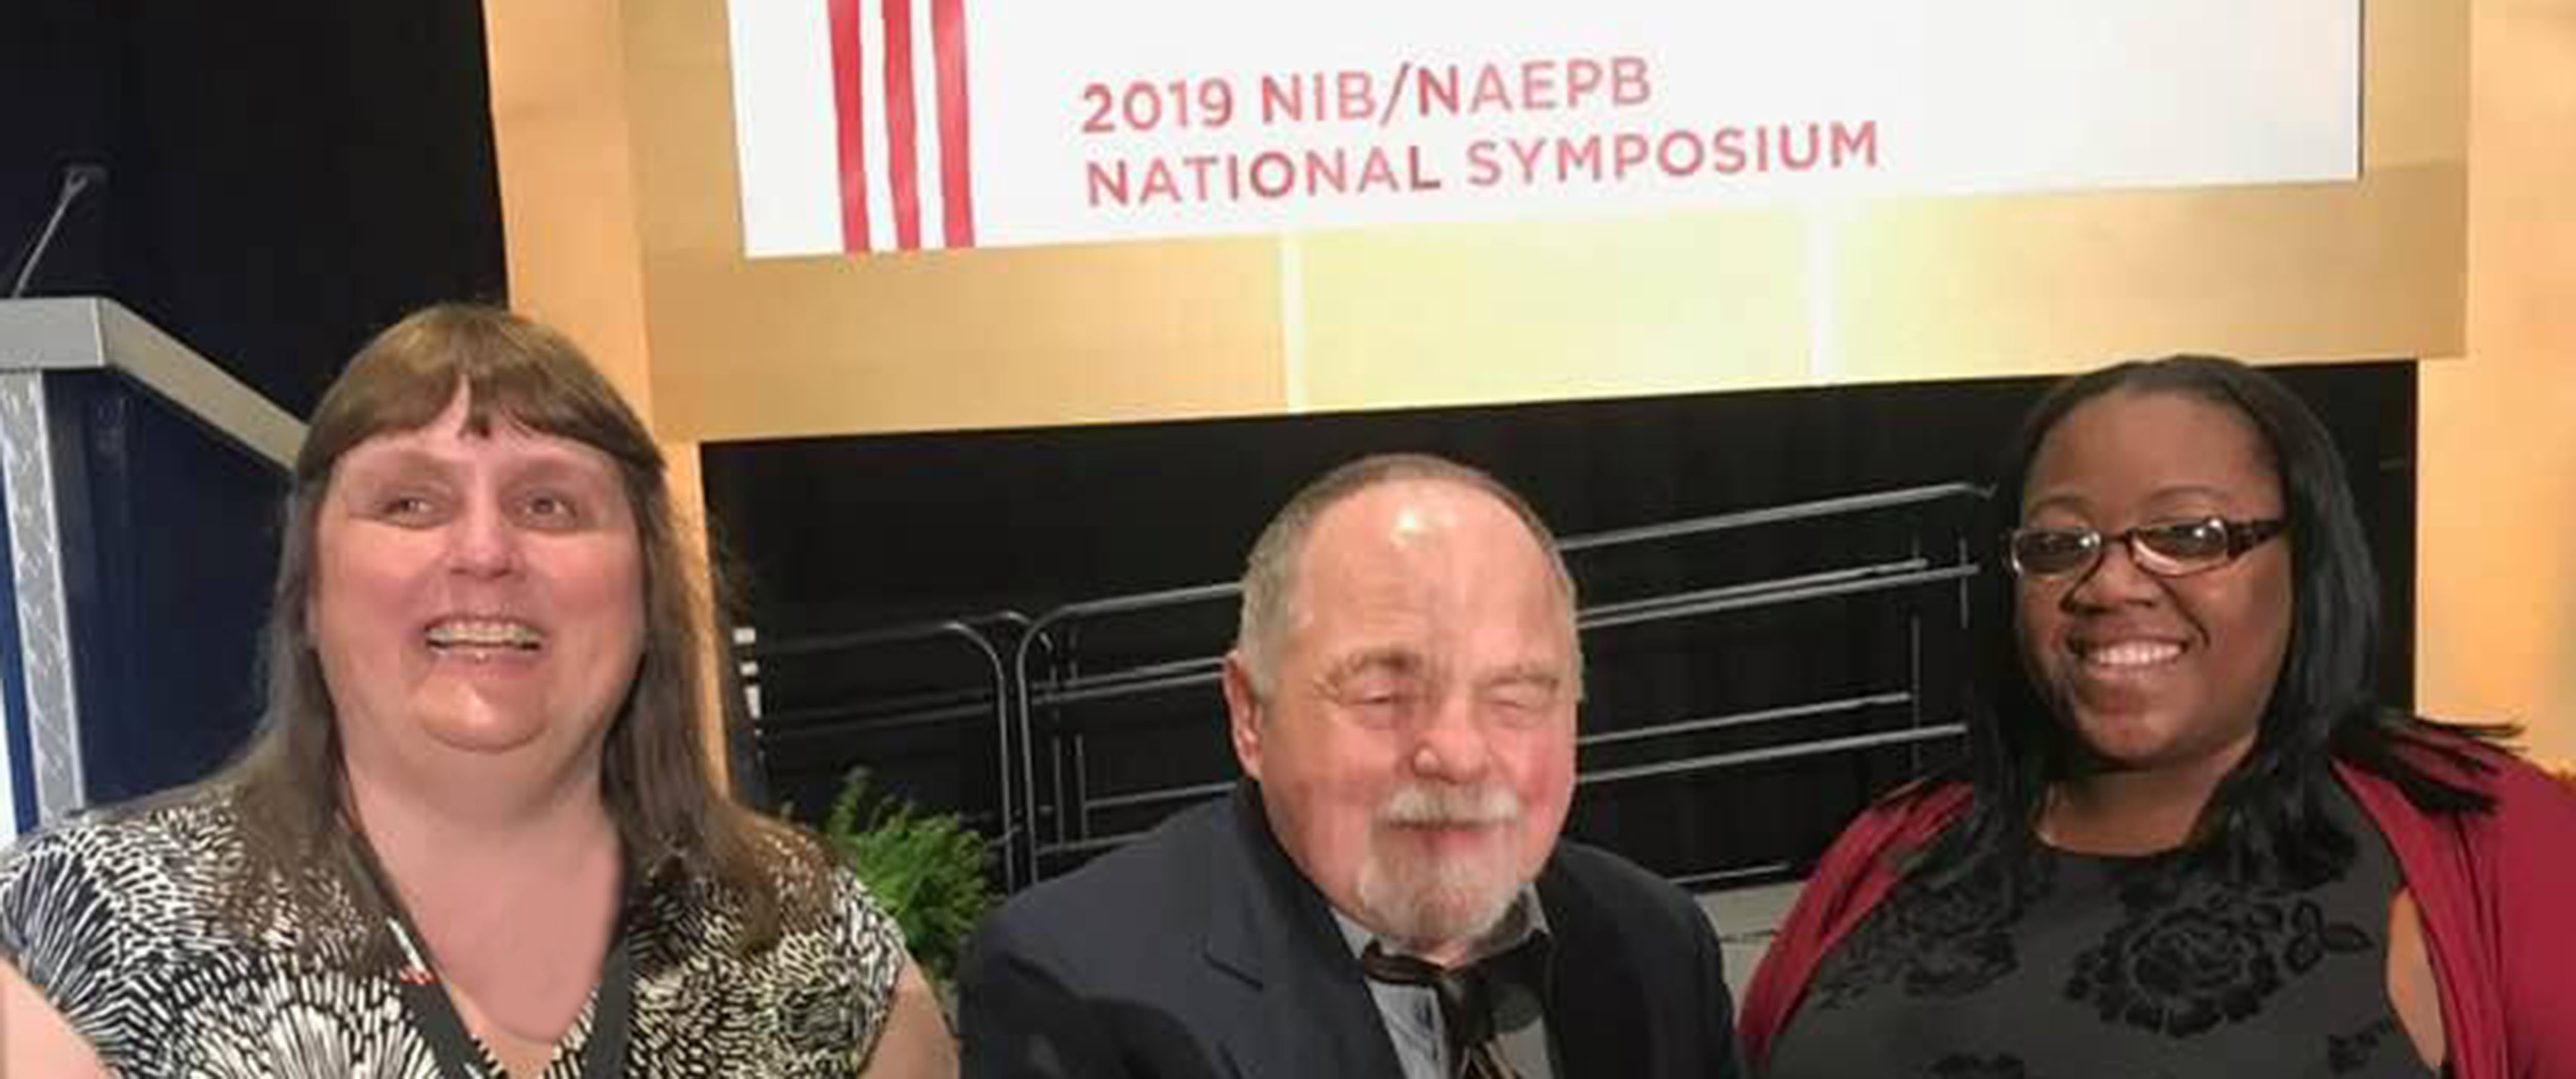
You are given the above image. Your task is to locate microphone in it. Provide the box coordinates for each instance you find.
[6,163,108,299]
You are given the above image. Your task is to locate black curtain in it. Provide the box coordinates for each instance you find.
[1,0,507,416]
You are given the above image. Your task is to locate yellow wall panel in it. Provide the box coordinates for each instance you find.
[639,245,1289,440]
[2419,0,2576,761]
[1295,212,1810,412]
[1826,162,2465,382]
[482,1,2467,441]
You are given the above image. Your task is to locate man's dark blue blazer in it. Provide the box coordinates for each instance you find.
[959,784,1740,1078]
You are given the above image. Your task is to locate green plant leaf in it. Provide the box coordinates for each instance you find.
[818,766,995,984]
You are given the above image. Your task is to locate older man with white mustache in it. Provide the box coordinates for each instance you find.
[1359,781,1529,955]
[962,454,1741,1079]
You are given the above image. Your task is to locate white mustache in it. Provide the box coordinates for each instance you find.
[1376,783,1521,828]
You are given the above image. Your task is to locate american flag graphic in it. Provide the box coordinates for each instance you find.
[729,0,976,255]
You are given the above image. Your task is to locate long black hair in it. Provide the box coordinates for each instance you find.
[1912,356,2513,889]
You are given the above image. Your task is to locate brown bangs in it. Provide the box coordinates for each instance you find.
[297,305,664,489]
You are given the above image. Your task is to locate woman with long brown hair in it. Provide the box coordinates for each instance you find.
[1,304,954,1076]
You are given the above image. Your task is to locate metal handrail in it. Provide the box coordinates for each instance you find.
[734,612,1031,886]
[1027,656,1226,708]
[1577,690,1914,750]
[1001,483,1991,884]
[1556,482,1985,552]
[759,697,998,738]
[1578,560,1925,625]
[1576,724,1966,788]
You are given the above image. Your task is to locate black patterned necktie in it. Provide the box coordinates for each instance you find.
[1359,941,1525,1079]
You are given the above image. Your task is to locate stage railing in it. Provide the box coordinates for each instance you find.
[737,481,1990,891]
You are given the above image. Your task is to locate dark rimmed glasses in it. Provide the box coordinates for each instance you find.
[2005,516,2286,580]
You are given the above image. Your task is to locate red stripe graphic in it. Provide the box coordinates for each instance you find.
[932,0,975,247]
[879,0,923,250]
[825,0,872,252]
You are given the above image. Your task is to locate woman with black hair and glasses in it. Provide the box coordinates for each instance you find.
[1738,356,2576,1079]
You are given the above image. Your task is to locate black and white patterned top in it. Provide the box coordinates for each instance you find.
[0,790,908,1077]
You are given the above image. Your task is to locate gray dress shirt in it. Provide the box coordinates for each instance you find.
[1333,890,1557,1079]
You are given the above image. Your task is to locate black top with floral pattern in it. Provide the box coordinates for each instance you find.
[1765,782,2436,1079]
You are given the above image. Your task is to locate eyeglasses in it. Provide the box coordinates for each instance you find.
[2005,516,2286,580]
